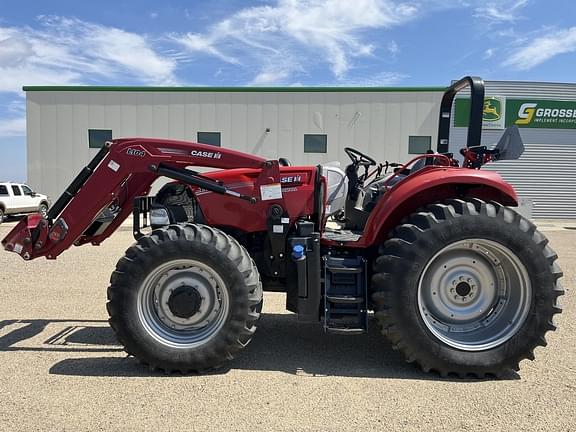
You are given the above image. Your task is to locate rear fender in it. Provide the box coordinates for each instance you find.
[358,167,518,247]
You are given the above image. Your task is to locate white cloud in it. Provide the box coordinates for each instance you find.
[474,0,529,23]
[505,27,576,70]
[0,33,34,66]
[324,71,408,86]
[173,0,418,83]
[175,33,241,65]
[0,66,81,94]
[0,16,178,93]
[251,69,291,85]
[88,26,176,82]
[250,61,297,85]
[0,116,26,137]
[387,40,400,55]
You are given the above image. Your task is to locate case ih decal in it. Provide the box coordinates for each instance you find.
[190,150,222,159]
[280,175,303,184]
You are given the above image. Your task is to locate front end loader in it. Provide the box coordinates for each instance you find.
[2,77,563,377]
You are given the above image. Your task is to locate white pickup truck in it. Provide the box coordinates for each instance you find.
[0,182,50,224]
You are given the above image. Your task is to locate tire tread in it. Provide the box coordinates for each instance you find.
[371,199,563,378]
[107,223,262,373]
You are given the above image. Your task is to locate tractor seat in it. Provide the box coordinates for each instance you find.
[322,162,348,217]
[359,159,429,212]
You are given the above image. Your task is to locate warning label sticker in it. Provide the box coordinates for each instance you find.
[260,183,282,201]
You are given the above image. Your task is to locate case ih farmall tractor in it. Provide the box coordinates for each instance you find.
[3,77,563,377]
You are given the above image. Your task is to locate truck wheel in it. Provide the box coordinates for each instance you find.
[107,224,262,372]
[38,203,48,218]
[0,208,3,224]
[372,199,563,378]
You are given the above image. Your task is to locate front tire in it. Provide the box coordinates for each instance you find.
[38,203,49,218]
[372,199,563,377]
[107,224,262,372]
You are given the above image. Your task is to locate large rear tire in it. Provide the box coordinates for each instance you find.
[372,199,563,378]
[107,224,262,372]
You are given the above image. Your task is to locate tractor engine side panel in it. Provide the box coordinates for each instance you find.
[191,167,319,233]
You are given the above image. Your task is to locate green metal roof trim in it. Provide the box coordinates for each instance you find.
[22,85,446,93]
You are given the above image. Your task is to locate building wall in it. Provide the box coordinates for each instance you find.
[449,81,576,218]
[26,89,443,199]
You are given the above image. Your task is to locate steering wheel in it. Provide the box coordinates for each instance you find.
[344,147,377,167]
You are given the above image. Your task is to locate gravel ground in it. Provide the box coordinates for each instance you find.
[0,222,574,432]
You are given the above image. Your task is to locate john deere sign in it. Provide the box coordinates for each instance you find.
[454,97,506,129]
[506,99,576,129]
[483,98,502,122]
[455,98,576,129]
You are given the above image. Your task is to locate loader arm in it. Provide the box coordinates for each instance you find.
[2,138,278,261]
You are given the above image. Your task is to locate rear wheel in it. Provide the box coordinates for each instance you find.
[0,207,4,224]
[372,199,563,377]
[107,224,262,372]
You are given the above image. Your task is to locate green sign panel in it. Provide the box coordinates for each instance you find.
[454,97,506,129]
[506,99,576,129]
[455,98,576,129]
[483,98,502,122]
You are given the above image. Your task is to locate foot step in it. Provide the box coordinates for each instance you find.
[324,256,367,334]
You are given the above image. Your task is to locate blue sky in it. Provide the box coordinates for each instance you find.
[1,0,576,183]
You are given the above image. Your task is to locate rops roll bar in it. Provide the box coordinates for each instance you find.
[437,76,485,153]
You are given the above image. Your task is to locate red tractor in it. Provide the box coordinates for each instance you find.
[3,77,563,377]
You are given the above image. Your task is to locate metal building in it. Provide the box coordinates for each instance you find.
[24,80,576,218]
[24,86,444,199]
[449,81,576,219]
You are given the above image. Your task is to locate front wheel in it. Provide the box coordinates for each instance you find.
[38,203,49,218]
[372,199,563,377]
[107,224,263,372]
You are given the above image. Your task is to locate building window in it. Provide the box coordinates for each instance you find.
[89,129,113,149]
[304,134,327,153]
[197,132,221,147]
[11,185,21,196]
[408,136,432,154]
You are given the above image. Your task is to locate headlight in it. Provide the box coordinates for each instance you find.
[150,207,170,227]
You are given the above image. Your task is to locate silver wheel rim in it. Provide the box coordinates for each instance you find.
[137,259,229,349]
[417,239,531,351]
[39,205,48,218]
